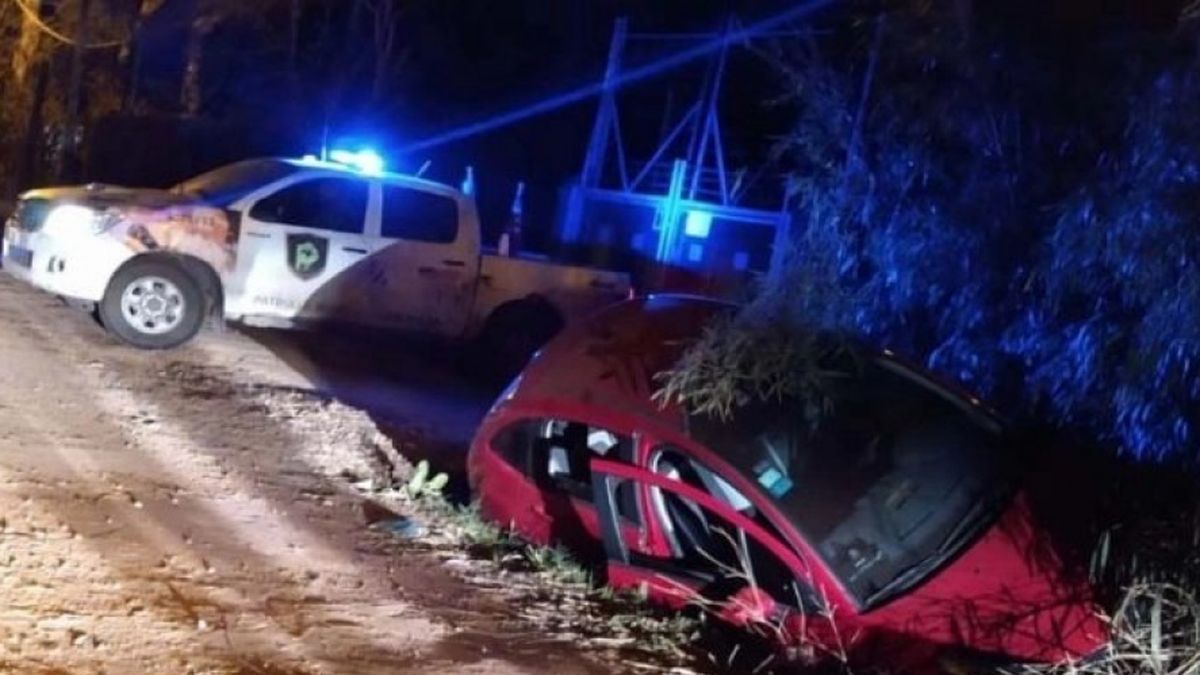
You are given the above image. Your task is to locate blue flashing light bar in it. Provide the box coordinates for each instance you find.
[328,148,386,176]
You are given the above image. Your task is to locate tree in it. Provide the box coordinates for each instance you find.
[362,0,402,103]
[660,0,1200,462]
[0,0,131,186]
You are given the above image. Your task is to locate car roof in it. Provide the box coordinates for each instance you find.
[508,295,736,432]
[507,294,1005,437]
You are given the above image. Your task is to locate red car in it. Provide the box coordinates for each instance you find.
[467,295,1109,670]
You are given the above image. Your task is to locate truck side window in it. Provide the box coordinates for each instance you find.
[250,178,367,234]
[381,185,458,244]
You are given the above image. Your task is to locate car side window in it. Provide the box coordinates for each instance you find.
[649,447,823,612]
[249,177,368,234]
[381,184,458,243]
[491,418,640,524]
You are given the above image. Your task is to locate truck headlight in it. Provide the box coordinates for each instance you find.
[42,204,100,237]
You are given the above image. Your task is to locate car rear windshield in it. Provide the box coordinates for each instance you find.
[173,160,299,206]
[686,358,1011,609]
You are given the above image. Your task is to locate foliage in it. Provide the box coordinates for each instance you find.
[665,0,1200,462]
[413,494,704,666]
[1008,66,1200,460]
[403,459,448,499]
[1021,584,1200,675]
[523,544,592,586]
[654,309,861,422]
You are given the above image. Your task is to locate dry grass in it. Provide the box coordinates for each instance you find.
[1020,584,1200,675]
[652,313,860,423]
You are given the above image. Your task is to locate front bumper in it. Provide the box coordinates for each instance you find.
[2,227,129,303]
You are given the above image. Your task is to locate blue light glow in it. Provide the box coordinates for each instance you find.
[329,148,386,175]
[684,210,713,238]
[398,0,838,154]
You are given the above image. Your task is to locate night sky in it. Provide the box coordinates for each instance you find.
[126,0,797,243]
[377,0,800,244]
[125,0,1191,244]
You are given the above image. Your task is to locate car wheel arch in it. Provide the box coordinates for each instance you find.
[488,294,565,331]
[476,295,567,381]
[110,252,224,321]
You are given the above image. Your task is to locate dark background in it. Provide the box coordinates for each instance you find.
[95,0,803,248]
[44,0,1195,248]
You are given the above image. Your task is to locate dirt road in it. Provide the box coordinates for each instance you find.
[0,274,691,674]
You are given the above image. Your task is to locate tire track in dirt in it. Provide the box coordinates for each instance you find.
[1,289,436,673]
[0,277,679,674]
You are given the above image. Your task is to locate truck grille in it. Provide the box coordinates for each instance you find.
[9,198,51,233]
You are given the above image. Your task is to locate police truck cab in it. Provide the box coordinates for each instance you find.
[1,155,630,374]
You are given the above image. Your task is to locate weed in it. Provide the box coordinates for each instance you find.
[523,545,592,586]
[404,459,449,499]
[1021,583,1200,675]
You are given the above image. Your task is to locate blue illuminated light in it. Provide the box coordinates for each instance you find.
[329,148,386,176]
[399,0,837,154]
[684,210,713,238]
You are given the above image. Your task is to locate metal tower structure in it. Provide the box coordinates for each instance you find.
[558,16,793,296]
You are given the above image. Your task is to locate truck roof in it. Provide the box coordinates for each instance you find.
[277,157,463,196]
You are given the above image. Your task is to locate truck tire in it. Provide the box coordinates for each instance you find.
[98,258,205,350]
[476,300,564,383]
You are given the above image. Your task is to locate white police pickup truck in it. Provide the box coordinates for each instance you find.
[1,156,630,374]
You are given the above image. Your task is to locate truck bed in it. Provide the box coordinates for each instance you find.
[475,252,631,326]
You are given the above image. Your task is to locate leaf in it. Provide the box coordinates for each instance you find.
[422,472,449,496]
[407,460,430,496]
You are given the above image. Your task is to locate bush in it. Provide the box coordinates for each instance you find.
[657,6,1200,666]
[1024,584,1200,675]
[664,1,1200,463]
[1008,66,1200,460]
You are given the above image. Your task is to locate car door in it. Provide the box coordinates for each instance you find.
[589,451,841,651]
[366,182,475,336]
[227,175,374,322]
[478,416,646,560]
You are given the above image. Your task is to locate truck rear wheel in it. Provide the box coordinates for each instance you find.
[98,259,205,350]
[476,300,564,384]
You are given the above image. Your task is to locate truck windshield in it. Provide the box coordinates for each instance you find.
[686,358,1012,609]
[173,160,298,206]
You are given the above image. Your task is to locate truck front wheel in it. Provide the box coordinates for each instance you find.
[98,259,205,350]
[476,300,564,383]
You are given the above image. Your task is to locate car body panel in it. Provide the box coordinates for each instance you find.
[851,492,1108,663]
[488,295,734,432]
[467,295,1110,669]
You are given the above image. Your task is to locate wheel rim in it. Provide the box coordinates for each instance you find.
[119,275,186,336]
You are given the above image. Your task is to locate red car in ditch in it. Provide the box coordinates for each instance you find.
[467,295,1109,670]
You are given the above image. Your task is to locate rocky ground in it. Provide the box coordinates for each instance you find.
[0,274,707,675]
